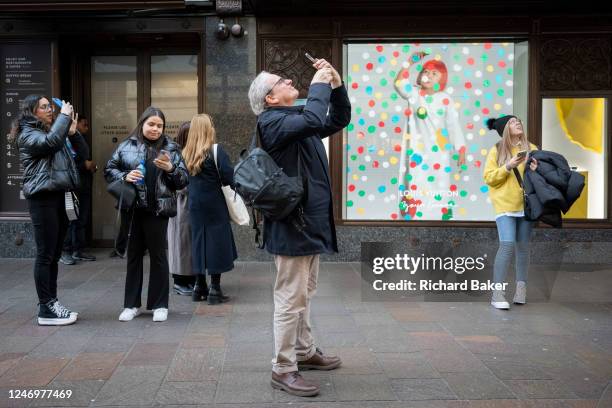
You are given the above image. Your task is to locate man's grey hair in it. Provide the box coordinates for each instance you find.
[248,71,275,116]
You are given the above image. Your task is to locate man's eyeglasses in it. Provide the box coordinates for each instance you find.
[266,77,290,96]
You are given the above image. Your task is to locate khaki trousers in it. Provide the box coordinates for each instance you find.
[272,254,319,374]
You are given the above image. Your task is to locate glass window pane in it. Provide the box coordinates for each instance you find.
[343,42,528,221]
[91,56,138,240]
[151,55,198,138]
[542,98,608,219]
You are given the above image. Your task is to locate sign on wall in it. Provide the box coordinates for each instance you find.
[0,41,54,215]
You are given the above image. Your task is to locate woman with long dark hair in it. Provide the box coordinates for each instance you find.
[105,107,188,322]
[10,94,80,325]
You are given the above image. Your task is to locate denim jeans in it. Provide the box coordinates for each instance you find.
[493,215,534,284]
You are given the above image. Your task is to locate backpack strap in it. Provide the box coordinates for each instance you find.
[248,123,261,151]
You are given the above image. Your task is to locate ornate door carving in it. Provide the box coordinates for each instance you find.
[262,40,333,98]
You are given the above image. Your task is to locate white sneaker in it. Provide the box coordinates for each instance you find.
[513,281,527,304]
[491,290,510,310]
[152,308,168,322]
[118,307,140,322]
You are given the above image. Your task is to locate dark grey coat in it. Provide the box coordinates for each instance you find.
[523,150,585,227]
[257,83,351,256]
[188,144,237,274]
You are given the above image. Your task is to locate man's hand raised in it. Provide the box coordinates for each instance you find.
[311,67,333,85]
[311,58,342,89]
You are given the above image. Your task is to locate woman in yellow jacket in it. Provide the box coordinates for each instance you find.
[483,115,538,310]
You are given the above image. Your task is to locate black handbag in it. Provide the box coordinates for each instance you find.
[107,178,137,210]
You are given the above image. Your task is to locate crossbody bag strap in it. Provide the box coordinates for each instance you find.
[113,184,135,257]
[212,144,222,182]
[512,167,524,189]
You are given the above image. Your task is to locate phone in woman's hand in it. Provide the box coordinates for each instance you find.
[516,150,527,160]
[157,149,170,161]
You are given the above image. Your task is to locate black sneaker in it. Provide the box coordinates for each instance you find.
[173,283,194,296]
[73,251,96,261]
[59,252,76,265]
[53,299,78,317]
[109,249,126,259]
[38,300,77,326]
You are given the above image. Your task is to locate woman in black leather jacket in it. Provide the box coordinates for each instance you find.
[10,94,80,326]
[104,106,188,323]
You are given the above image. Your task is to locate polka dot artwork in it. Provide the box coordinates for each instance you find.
[346,42,515,221]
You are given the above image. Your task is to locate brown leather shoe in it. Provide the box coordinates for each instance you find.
[271,371,319,397]
[298,347,342,370]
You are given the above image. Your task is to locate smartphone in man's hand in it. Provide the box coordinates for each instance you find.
[305,52,317,64]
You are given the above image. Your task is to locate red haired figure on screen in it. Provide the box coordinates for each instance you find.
[394,51,466,220]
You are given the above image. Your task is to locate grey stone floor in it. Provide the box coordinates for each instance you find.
[0,251,611,408]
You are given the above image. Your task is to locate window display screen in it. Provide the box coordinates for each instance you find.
[344,42,528,221]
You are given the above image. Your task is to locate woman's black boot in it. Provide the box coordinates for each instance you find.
[208,274,229,305]
[192,275,208,302]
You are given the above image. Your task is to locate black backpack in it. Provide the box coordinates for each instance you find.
[233,125,305,246]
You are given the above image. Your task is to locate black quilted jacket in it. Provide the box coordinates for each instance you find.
[17,114,80,198]
[104,134,188,217]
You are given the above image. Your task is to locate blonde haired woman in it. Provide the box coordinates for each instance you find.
[484,115,538,310]
[183,114,236,304]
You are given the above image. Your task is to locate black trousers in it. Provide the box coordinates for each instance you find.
[124,209,169,310]
[28,191,69,304]
[63,189,91,253]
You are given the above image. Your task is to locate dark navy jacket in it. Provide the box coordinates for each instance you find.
[257,82,351,256]
[523,150,585,227]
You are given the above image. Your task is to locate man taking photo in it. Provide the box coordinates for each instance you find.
[248,57,351,397]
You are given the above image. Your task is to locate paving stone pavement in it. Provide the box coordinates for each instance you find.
[0,251,611,407]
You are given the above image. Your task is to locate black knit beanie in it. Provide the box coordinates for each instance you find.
[486,115,516,137]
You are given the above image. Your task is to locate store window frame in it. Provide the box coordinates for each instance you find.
[538,90,612,228]
[80,40,203,247]
[85,47,203,122]
[335,36,535,227]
